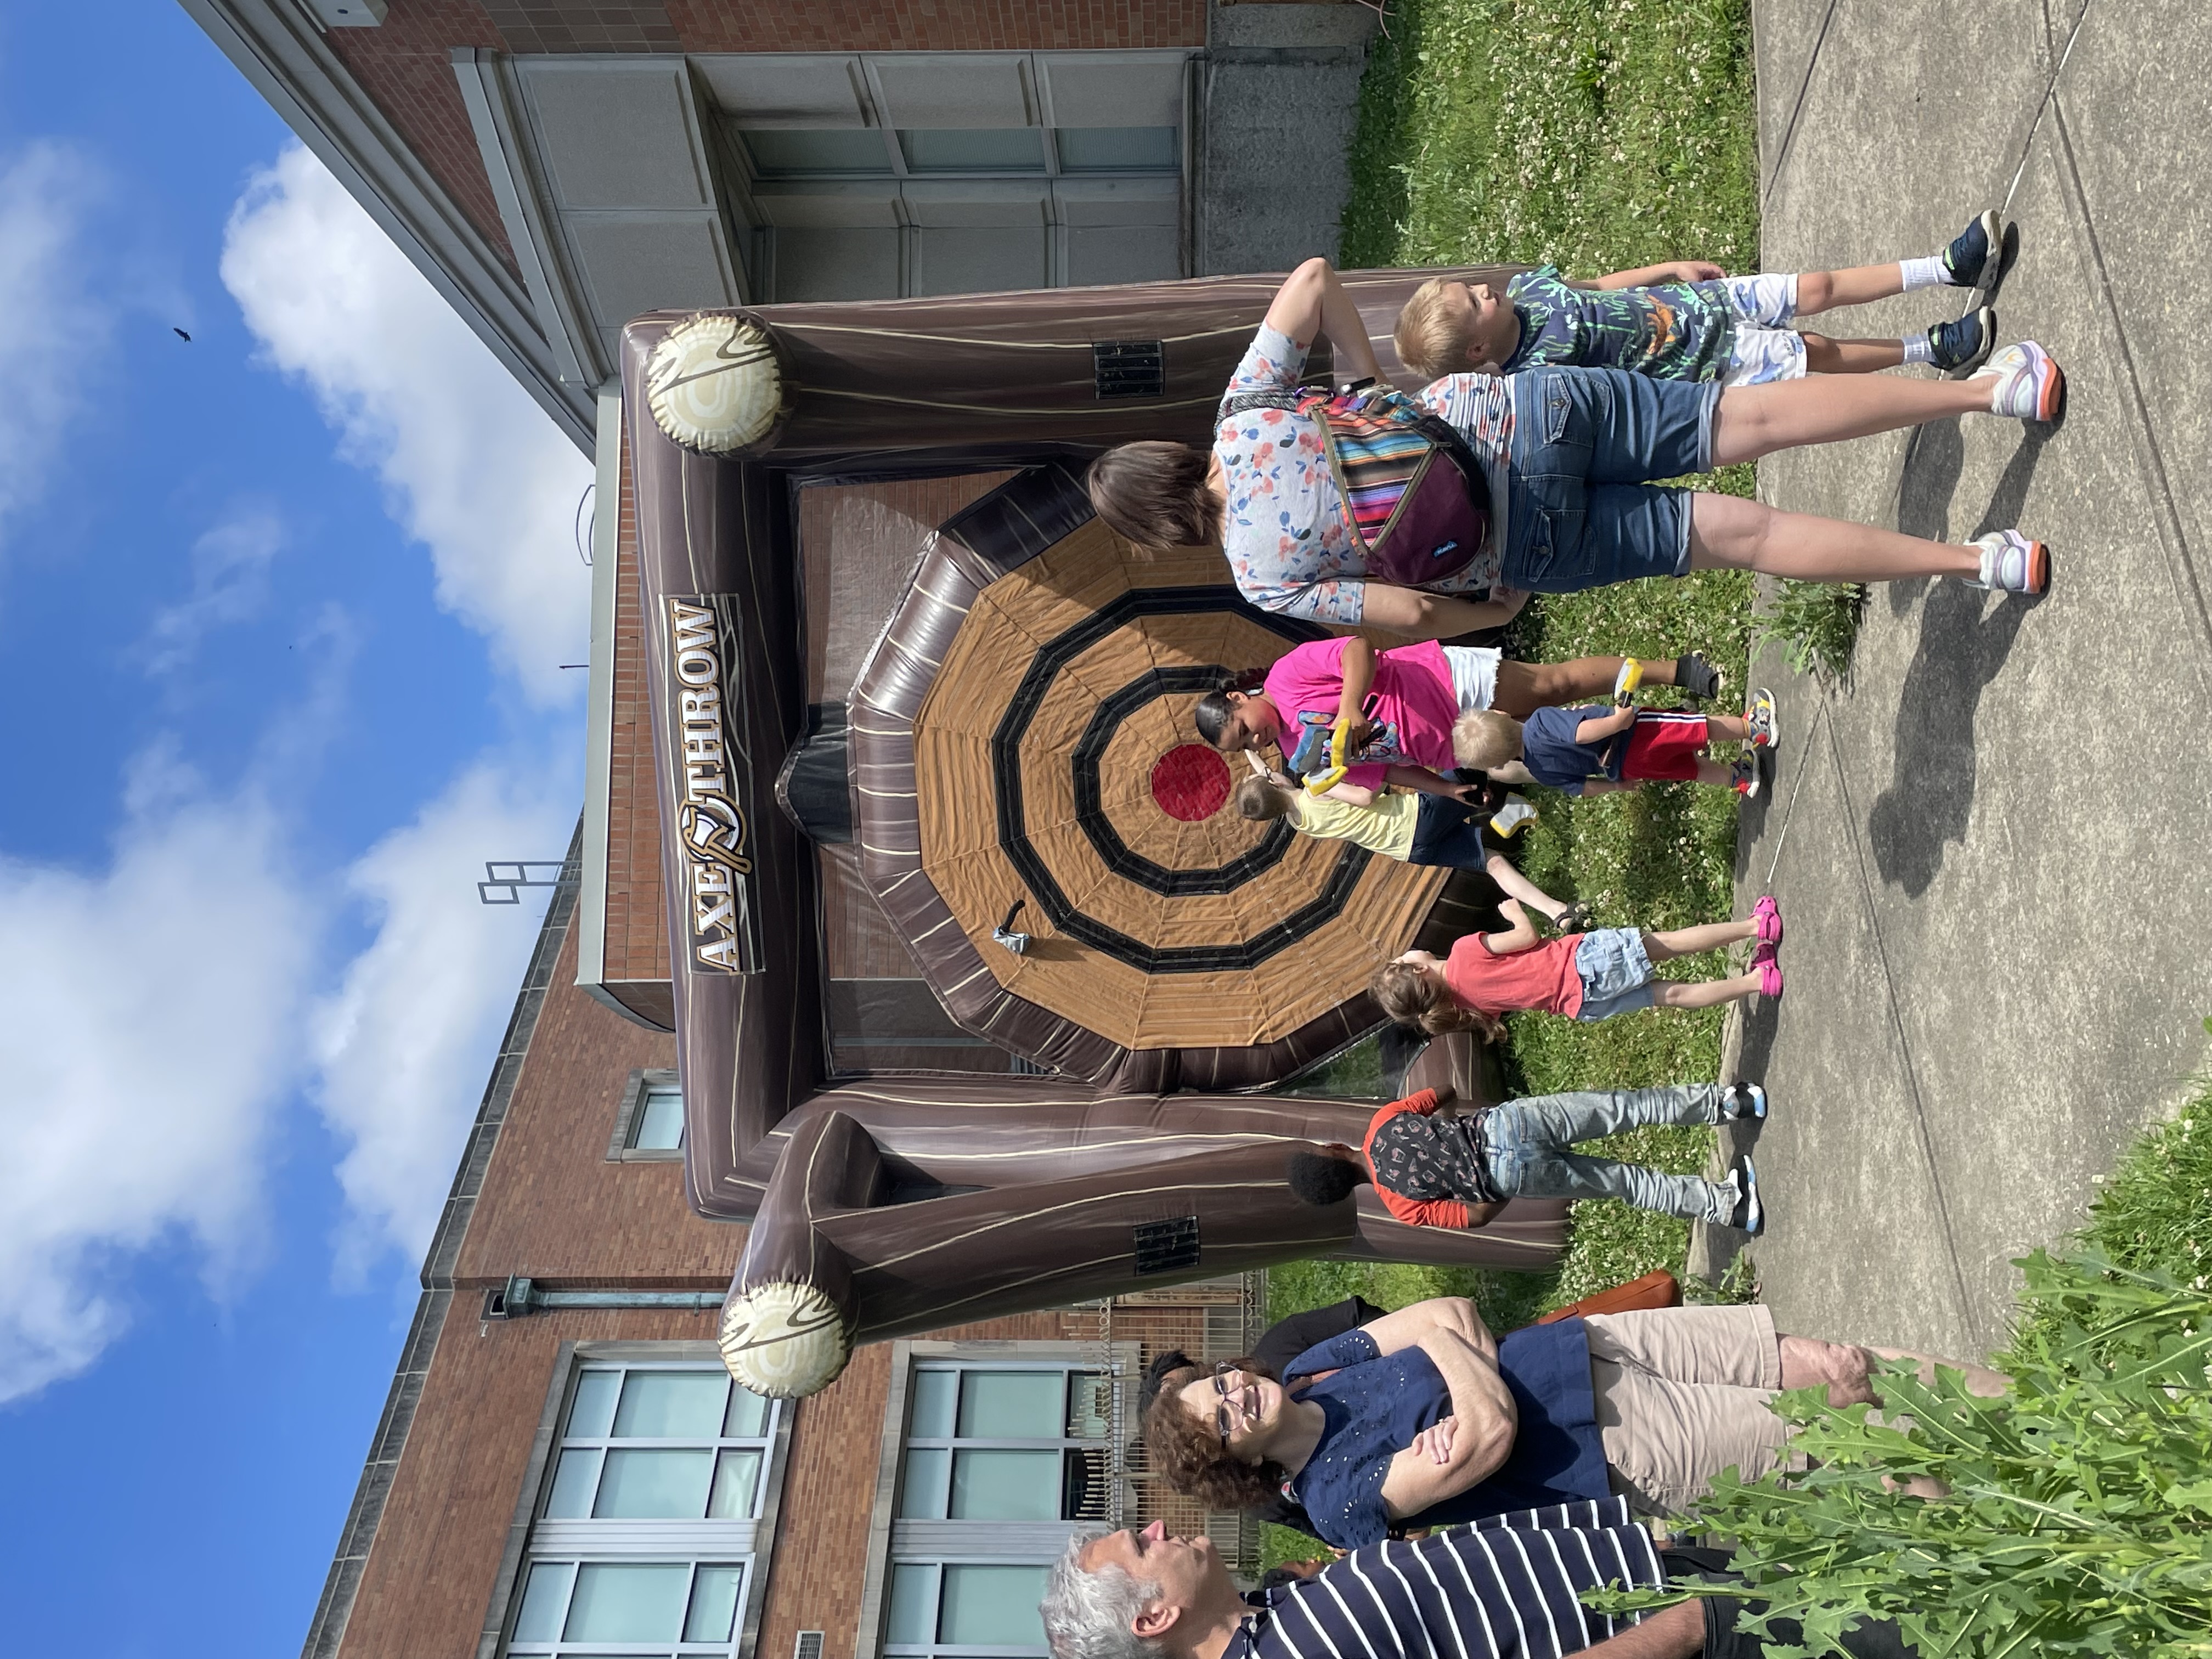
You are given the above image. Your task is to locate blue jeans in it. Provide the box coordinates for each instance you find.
[1481,1085,1734,1223]
[1501,367,1720,593]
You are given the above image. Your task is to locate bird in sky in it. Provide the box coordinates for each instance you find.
[173,327,191,341]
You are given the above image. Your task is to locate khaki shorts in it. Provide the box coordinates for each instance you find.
[1583,1304,1797,1516]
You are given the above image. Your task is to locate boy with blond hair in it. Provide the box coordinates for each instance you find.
[1394,210,2010,385]
[1456,687,1779,799]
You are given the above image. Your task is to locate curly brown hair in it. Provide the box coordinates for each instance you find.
[1139,1357,1289,1512]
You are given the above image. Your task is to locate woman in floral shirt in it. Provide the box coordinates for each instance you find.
[1084,257,2061,633]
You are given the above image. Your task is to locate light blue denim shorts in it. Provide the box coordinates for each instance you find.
[1573,927,1656,1020]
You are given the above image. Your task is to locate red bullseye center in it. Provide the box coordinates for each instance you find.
[1150,743,1232,821]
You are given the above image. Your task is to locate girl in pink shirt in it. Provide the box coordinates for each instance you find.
[1195,636,1722,803]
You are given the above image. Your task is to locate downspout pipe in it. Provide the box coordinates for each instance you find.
[483,1277,723,1319]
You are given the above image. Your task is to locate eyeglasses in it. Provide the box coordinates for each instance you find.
[1211,1362,1254,1446]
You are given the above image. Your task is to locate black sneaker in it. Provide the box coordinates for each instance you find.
[1928,306,1996,375]
[1941,210,2002,288]
[1674,652,1724,701]
[1726,1156,1766,1236]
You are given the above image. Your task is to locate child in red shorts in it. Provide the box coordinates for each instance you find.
[1456,687,1779,799]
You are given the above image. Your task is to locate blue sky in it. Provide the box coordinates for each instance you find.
[0,4,592,1652]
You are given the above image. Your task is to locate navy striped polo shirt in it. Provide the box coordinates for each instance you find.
[1228,1498,1664,1659]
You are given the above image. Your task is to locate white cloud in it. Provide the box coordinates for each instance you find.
[312,758,577,1278]
[0,781,312,1402]
[0,142,105,549]
[219,144,592,702]
[144,500,285,674]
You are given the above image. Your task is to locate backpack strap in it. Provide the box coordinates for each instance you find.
[1219,388,1318,419]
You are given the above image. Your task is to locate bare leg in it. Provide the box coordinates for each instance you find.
[1703,712,1751,742]
[1650,972,1760,1011]
[1689,491,1980,583]
[1801,332,1907,374]
[1795,264,1910,314]
[1779,1335,2009,1405]
[1867,1344,2010,1398]
[1482,852,1566,922]
[1691,757,1736,787]
[1494,656,1678,717]
[1710,374,1991,465]
[1643,919,1757,960]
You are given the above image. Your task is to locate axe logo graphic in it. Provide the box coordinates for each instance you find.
[664,596,760,974]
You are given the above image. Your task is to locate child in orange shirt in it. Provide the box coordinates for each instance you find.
[1289,1083,1770,1233]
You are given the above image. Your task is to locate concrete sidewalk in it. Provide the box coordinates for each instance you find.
[1716,0,2212,1362]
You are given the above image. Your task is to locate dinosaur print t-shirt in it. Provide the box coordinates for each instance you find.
[1498,264,1736,380]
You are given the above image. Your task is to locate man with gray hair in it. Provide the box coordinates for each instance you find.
[1040,1504,1919,1659]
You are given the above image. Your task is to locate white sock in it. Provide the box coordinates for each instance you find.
[1898,255,1946,291]
[1901,333,1934,365]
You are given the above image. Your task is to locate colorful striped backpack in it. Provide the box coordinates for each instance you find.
[1220,380,1492,588]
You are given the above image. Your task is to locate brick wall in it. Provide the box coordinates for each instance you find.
[599,427,673,1005]
[325,2,514,264]
[455,904,723,1283]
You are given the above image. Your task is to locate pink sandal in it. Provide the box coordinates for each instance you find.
[1754,943,1784,1000]
[1754,894,1784,948]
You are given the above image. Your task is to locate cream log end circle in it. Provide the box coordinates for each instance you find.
[645,314,786,455]
[719,1280,851,1398]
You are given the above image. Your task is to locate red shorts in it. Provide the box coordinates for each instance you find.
[1620,710,1710,781]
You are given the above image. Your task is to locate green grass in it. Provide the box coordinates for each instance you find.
[1265,0,1765,1333]
[1753,577,1866,684]
[2004,1065,2212,1359]
[1339,0,1760,276]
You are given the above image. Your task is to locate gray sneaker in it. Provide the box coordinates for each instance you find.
[1726,1156,1766,1236]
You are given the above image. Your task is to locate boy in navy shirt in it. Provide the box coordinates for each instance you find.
[1456,687,1779,799]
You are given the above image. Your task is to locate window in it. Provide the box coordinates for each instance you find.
[745,127,896,176]
[1054,127,1177,172]
[870,1357,1124,1659]
[897,128,1047,174]
[896,1365,1113,1524]
[610,1070,685,1159]
[508,1362,782,1659]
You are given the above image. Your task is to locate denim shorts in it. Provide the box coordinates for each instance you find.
[1501,367,1722,594]
[1573,926,1656,1020]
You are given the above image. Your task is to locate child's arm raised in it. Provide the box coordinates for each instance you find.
[1262,257,1385,384]
[1321,780,1379,806]
[1334,636,1379,747]
[1382,765,1486,803]
[1479,898,1543,956]
[1577,260,1728,289]
[1576,260,1726,290]
[1572,705,1638,744]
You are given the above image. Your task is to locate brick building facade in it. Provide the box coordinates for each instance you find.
[307,825,1262,1659]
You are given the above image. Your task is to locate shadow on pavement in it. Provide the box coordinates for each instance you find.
[1866,426,2051,895]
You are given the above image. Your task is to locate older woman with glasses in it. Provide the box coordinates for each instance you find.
[1139,1296,2004,1548]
